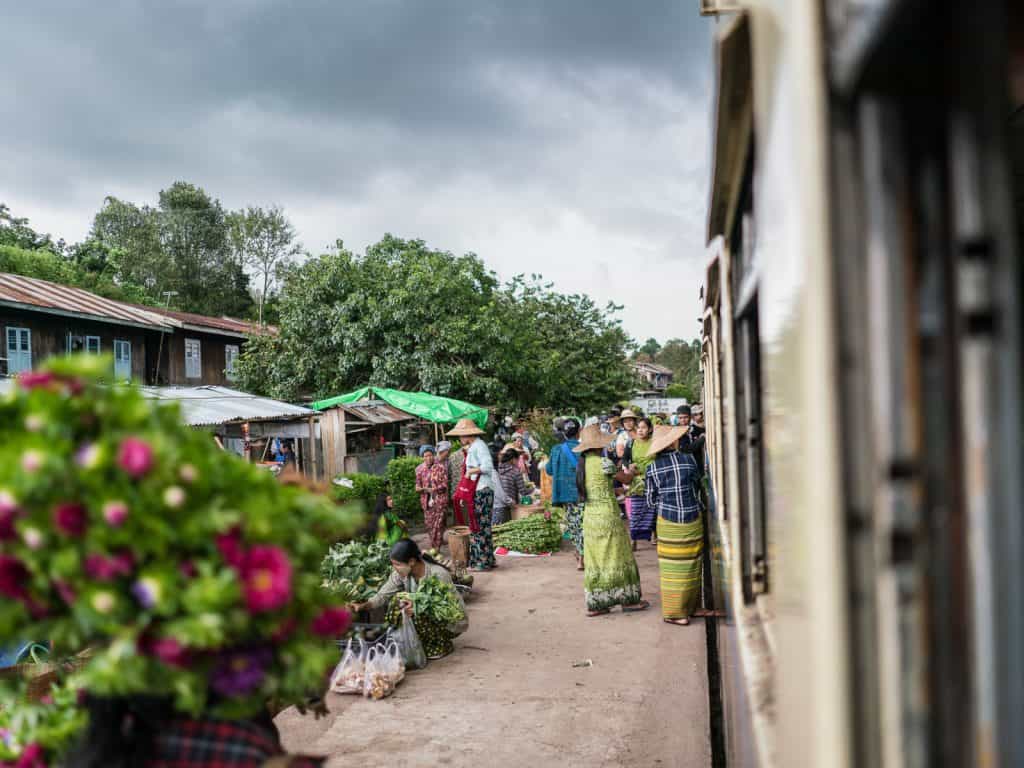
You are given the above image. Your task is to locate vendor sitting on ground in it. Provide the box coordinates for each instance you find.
[353,539,468,659]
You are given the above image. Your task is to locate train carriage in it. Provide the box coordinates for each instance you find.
[697,2,1024,766]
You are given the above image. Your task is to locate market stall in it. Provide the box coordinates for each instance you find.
[313,386,490,479]
[137,385,322,478]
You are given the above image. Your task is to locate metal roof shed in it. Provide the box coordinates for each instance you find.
[137,386,321,478]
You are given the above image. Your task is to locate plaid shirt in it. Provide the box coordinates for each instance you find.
[644,450,701,524]
[149,717,323,767]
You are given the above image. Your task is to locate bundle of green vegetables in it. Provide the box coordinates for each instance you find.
[492,513,563,554]
[321,540,393,603]
[393,575,466,625]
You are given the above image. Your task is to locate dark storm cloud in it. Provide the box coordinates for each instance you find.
[1,1,713,338]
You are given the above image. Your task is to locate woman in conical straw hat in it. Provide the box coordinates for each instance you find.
[573,423,649,617]
[447,417,497,571]
[644,424,705,626]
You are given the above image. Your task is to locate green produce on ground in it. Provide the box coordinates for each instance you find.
[493,513,563,554]
[321,540,392,602]
[394,575,466,625]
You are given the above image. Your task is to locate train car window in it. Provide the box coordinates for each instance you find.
[729,173,769,602]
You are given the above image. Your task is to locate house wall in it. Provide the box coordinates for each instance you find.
[0,308,148,380]
[153,329,245,386]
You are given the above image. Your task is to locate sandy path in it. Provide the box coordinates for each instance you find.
[277,538,710,767]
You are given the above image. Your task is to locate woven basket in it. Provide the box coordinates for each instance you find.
[0,649,92,705]
[445,526,471,567]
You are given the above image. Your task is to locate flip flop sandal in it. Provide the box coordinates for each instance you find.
[622,601,650,613]
[663,617,690,626]
[586,609,611,617]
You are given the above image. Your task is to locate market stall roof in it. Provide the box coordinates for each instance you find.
[311,386,489,429]
[137,386,317,427]
[337,400,416,426]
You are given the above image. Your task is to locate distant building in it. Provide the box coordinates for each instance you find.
[632,361,674,394]
[0,272,266,385]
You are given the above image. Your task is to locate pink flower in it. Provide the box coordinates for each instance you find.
[85,552,134,582]
[18,372,55,390]
[23,414,45,432]
[311,606,352,638]
[140,636,190,668]
[21,527,43,550]
[241,546,292,613]
[163,486,186,508]
[179,464,198,484]
[216,528,245,568]
[90,591,116,614]
[14,742,46,768]
[179,560,198,579]
[102,500,129,527]
[0,493,17,542]
[20,450,43,473]
[117,437,154,479]
[53,503,87,537]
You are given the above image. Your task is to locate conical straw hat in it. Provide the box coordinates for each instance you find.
[573,423,611,454]
[446,417,485,437]
[647,424,687,456]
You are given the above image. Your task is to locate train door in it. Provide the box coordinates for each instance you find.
[826,1,1024,766]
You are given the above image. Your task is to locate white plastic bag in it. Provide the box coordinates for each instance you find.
[390,612,427,670]
[329,638,366,694]
[383,640,406,686]
[363,644,398,700]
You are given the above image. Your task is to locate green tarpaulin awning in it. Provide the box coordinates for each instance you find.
[311,386,489,429]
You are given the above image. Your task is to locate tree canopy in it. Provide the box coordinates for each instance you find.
[634,336,702,402]
[235,235,635,413]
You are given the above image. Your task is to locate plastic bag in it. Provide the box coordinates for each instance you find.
[363,644,399,700]
[329,638,366,694]
[390,612,427,670]
[383,640,406,686]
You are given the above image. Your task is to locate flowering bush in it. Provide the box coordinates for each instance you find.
[0,356,361,764]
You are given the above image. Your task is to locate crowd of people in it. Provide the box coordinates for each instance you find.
[399,404,709,627]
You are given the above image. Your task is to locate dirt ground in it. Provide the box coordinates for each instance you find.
[276,536,710,767]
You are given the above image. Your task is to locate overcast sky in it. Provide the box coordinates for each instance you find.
[2,1,714,343]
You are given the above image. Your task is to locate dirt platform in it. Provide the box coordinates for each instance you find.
[277,539,710,767]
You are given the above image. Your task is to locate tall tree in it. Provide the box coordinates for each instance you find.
[235,236,635,413]
[637,337,662,359]
[0,203,63,254]
[227,206,302,325]
[89,197,166,293]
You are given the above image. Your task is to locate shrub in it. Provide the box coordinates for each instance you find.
[330,473,387,508]
[387,456,423,522]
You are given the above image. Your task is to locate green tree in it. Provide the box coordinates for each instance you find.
[227,206,301,326]
[157,182,252,318]
[0,204,63,254]
[656,338,702,402]
[235,236,635,413]
[89,184,254,318]
[637,337,661,359]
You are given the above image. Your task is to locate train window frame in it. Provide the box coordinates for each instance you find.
[728,170,769,602]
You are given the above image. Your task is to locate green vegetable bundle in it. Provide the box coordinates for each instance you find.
[493,513,563,554]
[393,575,465,625]
[321,540,392,602]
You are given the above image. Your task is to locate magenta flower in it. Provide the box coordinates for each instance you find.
[216,528,245,569]
[117,437,154,479]
[18,372,55,390]
[102,500,129,527]
[140,636,190,668]
[210,648,273,697]
[0,555,29,600]
[14,741,46,768]
[84,553,134,582]
[241,546,292,613]
[311,606,352,638]
[53,503,87,537]
[179,560,198,579]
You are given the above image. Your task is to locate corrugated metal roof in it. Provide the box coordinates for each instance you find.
[0,273,172,330]
[338,401,415,425]
[135,305,269,337]
[137,386,316,426]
